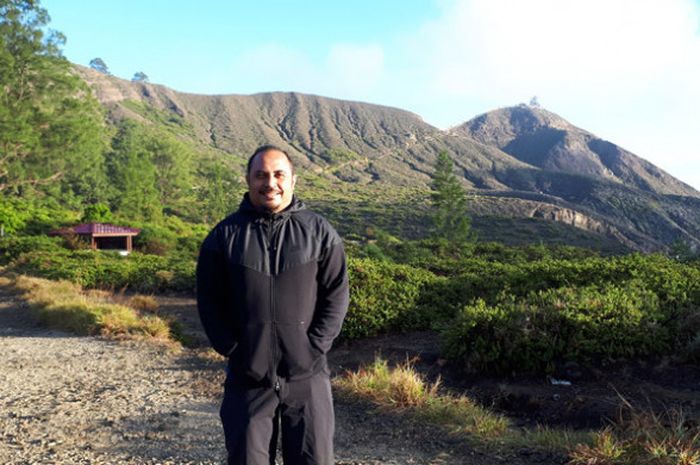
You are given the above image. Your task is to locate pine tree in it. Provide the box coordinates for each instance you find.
[0,0,107,197]
[107,122,161,222]
[430,150,474,247]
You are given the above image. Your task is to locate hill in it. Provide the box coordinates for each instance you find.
[76,67,700,251]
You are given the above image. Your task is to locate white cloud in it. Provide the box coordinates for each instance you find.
[226,44,318,93]
[326,44,385,95]
[226,42,384,101]
[223,1,700,188]
[414,0,700,99]
[402,0,700,188]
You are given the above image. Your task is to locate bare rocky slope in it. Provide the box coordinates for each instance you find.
[76,67,700,251]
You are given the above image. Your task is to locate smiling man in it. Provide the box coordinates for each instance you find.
[196,145,349,465]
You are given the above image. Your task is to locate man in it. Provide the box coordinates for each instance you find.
[196,145,349,465]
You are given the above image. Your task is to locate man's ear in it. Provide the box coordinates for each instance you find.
[292,174,298,189]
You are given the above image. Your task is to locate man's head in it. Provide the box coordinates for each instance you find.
[246,145,297,213]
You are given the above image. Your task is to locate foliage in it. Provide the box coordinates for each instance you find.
[430,150,474,247]
[442,282,679,374]
[0,233,63,264]
[131,71,148,82]
[195,159,243,224]
[81,202,113,223]
[88,57,109,74]
[0,0,108,197]
[345,258,443,339]
[8,248,195,293]
[107,121,163,221]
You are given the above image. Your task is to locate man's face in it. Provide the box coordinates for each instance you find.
[246,149,297,213]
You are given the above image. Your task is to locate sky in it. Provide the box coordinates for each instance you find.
[42,0,700,190]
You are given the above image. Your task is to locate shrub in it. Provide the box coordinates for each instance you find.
[344,258,444,339]
[442,282,675,375]
[9,249,195,293]
[0,235,64,265]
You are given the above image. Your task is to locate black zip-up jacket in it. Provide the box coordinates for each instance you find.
[196,195,349,386]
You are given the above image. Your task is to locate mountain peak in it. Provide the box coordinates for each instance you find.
[453,105,699,198]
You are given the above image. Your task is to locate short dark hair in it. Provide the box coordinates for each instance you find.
[246,145,294,176]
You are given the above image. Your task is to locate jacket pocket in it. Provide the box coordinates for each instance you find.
[231,322,270,382]
[278,322,320,377]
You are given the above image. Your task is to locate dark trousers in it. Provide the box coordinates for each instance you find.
[220,373,335,465]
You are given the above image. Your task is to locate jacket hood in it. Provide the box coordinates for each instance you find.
[239,193,306,218]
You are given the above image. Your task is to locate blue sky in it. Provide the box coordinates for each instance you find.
[43,0,700,189]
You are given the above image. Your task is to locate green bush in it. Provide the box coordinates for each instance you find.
[0,235,64,265]
[442,282,676,375]
[9,249,195,293]
[344,258,445,339]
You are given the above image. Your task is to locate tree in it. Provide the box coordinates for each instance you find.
[145,129,193,214]
[0,0,108,196]
[89,57,109,74]
[81,202,113,223]
[107,121,161,222]
[430,150,474,247]
[131,71,148,82]
[196,161,242,223]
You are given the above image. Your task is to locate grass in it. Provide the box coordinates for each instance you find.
[334,357,510,439]
[568,403,700,465]
[337,357,700,463]
[5,273,173,343]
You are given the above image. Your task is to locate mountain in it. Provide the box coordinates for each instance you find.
[453,104,698,198]
[77,67,700,251]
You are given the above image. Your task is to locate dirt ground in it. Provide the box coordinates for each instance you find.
[158,295,700,432]
[2,290,698,464]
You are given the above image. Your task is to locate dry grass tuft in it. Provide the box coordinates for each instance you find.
[127,294,159,313]
[568,402,700,465]
[335,356,510,438]
[11,275,171,341]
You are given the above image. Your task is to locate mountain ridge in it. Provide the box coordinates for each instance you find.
[75,66,700,251]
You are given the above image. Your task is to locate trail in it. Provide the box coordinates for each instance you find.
[1,289,542,465]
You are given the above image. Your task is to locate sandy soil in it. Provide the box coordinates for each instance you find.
[6,291,696,464]
[2,290,544,465]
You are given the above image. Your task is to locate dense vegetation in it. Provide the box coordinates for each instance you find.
[2,0,699,377]
[3,233,699,375]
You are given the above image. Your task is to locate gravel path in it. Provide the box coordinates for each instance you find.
[1,288,540,465]
[0,290,225,464]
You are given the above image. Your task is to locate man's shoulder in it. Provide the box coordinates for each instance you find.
[291,207,343,248]
[293,208,337,231]
[201,210,248,248]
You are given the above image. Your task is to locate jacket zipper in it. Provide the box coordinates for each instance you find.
[268,217,280,392]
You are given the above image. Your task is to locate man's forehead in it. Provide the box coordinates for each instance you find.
[250,150,292,171]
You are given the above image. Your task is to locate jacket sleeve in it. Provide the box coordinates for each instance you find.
[196,228,236,356]
[308,240,349,354]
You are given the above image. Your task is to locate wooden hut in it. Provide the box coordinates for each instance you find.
[49,223,141,252]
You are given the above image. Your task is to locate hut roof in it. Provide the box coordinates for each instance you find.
[50,223,141,236]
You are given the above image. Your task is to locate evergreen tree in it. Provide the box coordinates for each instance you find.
[196,161,241,223]
[131,71,148,82]
[88,57,109,74]
[145,130,194,215]
[107,121,161,222]
[0,0,107,198]
[430,150,474,247]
